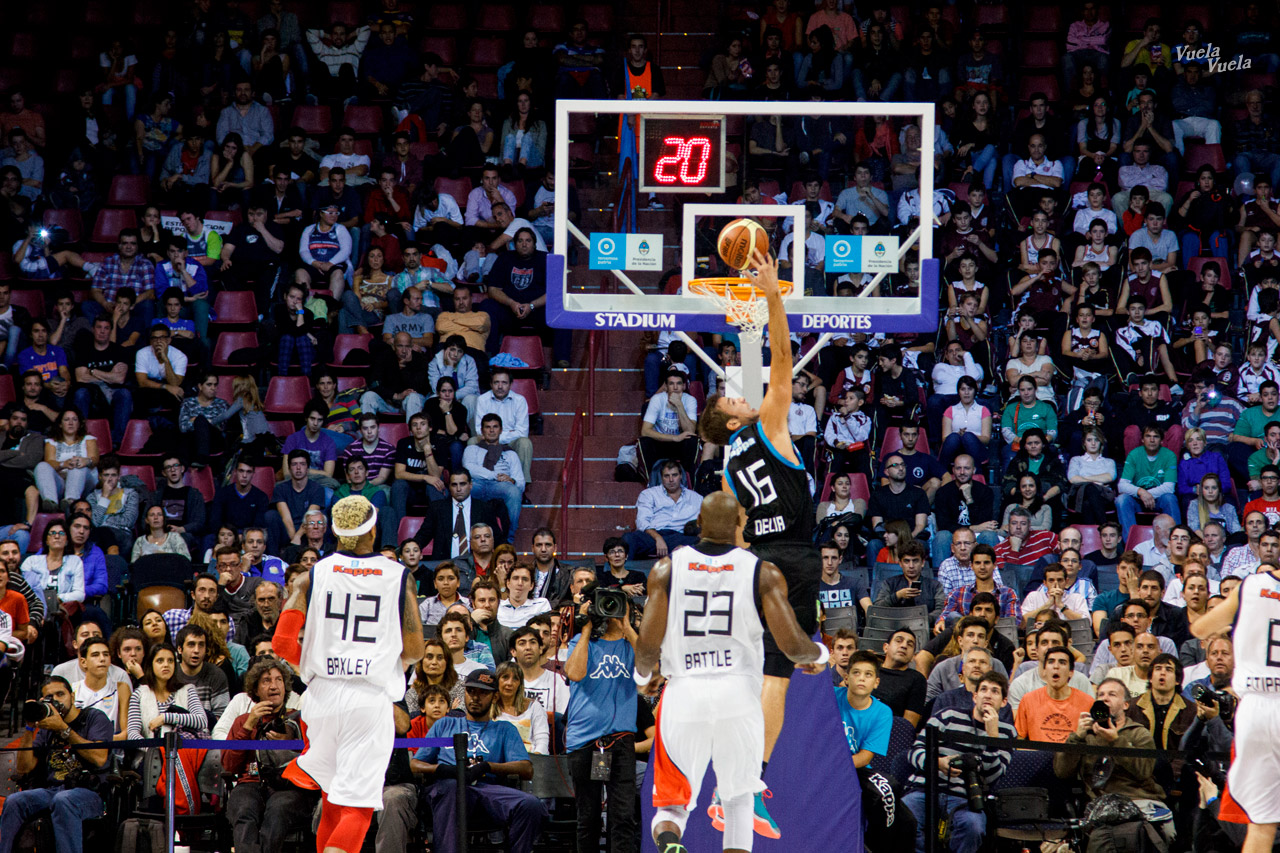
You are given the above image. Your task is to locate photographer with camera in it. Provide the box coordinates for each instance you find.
[564,581,639,853]
[902,670,1017,853]
[222,657,315,853]
[1054,677,1173,841]
[0,675,112,853]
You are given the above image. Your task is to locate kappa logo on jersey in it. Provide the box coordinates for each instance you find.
[467,731,491,756]
[843,722,859,751]
[688,561,735,574]
[1261,588,1280,602]
[589,654,631,679]
[334,566,384,577]
[724,435,757,462]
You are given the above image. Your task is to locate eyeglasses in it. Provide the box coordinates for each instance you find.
[47,530,66,537]
[305,521,325,527]
[163,463,182,470]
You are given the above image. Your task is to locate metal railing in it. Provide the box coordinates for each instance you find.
[558,411,585,546]
[585,328,606,435]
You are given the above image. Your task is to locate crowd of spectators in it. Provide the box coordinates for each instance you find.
[1,0,1279,852]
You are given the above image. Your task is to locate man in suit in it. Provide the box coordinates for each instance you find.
[413,469,508,561]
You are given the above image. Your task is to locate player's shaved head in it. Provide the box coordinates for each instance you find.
[699,492,742,543]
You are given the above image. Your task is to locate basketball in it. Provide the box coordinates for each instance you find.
[717,218,770,271]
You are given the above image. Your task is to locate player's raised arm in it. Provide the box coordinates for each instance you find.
[1191,582,1240,640]
[634,557,672,679]
[400,569,425,669]
[750,250,798,456]
[758,559,826,670]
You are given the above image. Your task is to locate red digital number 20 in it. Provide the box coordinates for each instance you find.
[654,136,712,185]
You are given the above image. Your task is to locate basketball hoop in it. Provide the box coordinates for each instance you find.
[686,277,794,339]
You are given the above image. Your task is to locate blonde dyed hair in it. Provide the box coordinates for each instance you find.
[232,375,263,412]
[332,494,376,551]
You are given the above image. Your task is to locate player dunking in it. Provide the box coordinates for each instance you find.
[635,491,827,853]
[272,495,425,853]
[1190,564,1280,853]
[698,250,820,835]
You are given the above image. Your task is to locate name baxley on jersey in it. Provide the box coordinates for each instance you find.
[1174,43,1252,72]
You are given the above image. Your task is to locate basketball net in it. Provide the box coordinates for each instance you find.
[685,277,794,340]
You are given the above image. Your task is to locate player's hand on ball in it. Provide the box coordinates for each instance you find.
[748,249,780,297]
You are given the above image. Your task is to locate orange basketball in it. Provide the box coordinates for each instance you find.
[717,218,770,271]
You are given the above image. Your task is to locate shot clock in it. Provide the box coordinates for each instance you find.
[638,115,726,193]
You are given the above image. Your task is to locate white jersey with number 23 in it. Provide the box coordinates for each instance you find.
[660,543,764,685]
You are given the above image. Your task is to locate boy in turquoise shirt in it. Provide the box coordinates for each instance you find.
[1116,423,1178,530]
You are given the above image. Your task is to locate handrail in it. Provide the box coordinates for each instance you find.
[559,411,585,547]
[586,328,603,435]
[612,156,635,234]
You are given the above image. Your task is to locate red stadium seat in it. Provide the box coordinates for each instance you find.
[205,210,242,229]
[119,420,159,459]
[581,3,614,32]
[818,472,869,504]
[329,333,373,368]
[380,422,409,446]
[499,335,547,370]
[122,464,158,492]
[267,419,295,440]
[1075,525,1101,555]
[8,33,39,62]
[1124,3,1162,35]
[85,419,112,455]
[0,375,14,406]
[91,209,137,244]
[475,5,517,31]
[212,331,259,369]
[107,175,151,207]
[1017,74,1060,105]
[343,105,384,136]
[1022,5,1061,32]
[878,427,931,460]
[292,105,334,137]
[264,376,313,416]
[9,290,43,318]
[434,176,472,209]
[1125,525,1154,551]
[327,0,362,25]
[211,291,258,326]
[409,141,440,159]
[1020,40,1061,69]
[251,466,278,496]
[1187,256,1228,284]
[501,180,525,208]
[528,4,565,32]
[398,516,424,542]
[466,37,507,68]
[789,180,833,202]
[27,513,59,553]
[431,4,467,30]
[185,466,216,503]
[42,209,83,244]
[510,378,541,416]
[974,4,1009,26]
[216,375,237,402]
[418,35,458,66]
[337,376,366,393]
[1184,143,1226,174]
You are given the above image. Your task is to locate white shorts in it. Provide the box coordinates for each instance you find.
[651,675,766,807]
[292,678,394,809]
[1225,694,1280,823]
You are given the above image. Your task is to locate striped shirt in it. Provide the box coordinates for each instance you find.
[907,707,1015,795]
[338,437,397,479]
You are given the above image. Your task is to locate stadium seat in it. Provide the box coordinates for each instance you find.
[398,516,425,542]
[1074,525,1101,555]
[329,333,373,368]
[27,513,59,553]
[185,466,216,503]
[337,376,366,393]
[343,105,384,136]
[409,141,440,160]
[267,420,294,440]
[581,3,614,31]
[42,209,83,244]
[1022,5,1062,32]
[434,176,473,209]
[466,37,507,68]
[501,180,526,208]
[1017,74,1060,104]
[211,331,259,370]
[205,210,242,229]
[818,472,869,504]
[8,32,39,62]
[91,209,137,245]
[475,5,518,31]
[418,35,458,66]
[380,422,409,446]
[122,464,158,492]
[1020,39,1061,69]
[215,375,237,402]
[528,4,565,32]
[1124,3,1162,35]
[1184,143,1226,173]
[974,3,1009,27]
[878,427,930,460]
[327,0,362,25]
[0,375,14,406]
[292,105,334,137]
[1188,256,1227,283]
[511,378,541,416]
[264,376,313,417]
[500,336,547,371]
[788,180,833,203]
[251,466,278,496]
[211,291,258,326]
[119,421,160,460]
[9,290,43,318]
[85,419,112,455]
[431,4,467,29]
[1125,525,1155,551]
[107,175,151,207]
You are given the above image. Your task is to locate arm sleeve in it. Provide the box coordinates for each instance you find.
[330,226,352,266]
[529,703,549,754]
[163,687,208,734]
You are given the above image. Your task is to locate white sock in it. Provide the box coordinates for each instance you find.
[721,792,755,851]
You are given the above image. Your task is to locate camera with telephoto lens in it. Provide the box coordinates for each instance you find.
[590,588,629,622]
[1090,700,1112,727]
[1189,683,1237,724]
[948,753,986,813]
[23,698,59,725]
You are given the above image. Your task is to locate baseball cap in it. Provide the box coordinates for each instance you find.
[464,669,498,692]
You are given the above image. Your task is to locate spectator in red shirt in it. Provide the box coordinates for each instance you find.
[0,563,30,642]
[365,167,413,237]
[994,508,1059,577]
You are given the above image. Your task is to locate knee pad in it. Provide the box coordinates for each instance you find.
[721,792,756,852]
[651,806,690,840]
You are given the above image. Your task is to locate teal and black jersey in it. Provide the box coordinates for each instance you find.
[723,421,814,545]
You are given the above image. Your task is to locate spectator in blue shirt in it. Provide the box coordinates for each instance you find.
[17,318,70,408]
[622,460,701,559]
[412,669,546,853]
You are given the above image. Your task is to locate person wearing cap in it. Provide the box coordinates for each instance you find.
[412,668,547,853]
[299,203,352,299]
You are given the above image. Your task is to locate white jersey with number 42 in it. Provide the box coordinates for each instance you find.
[1233,571,1280,697]
[660,544,764,684]
[300,552,410,701]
